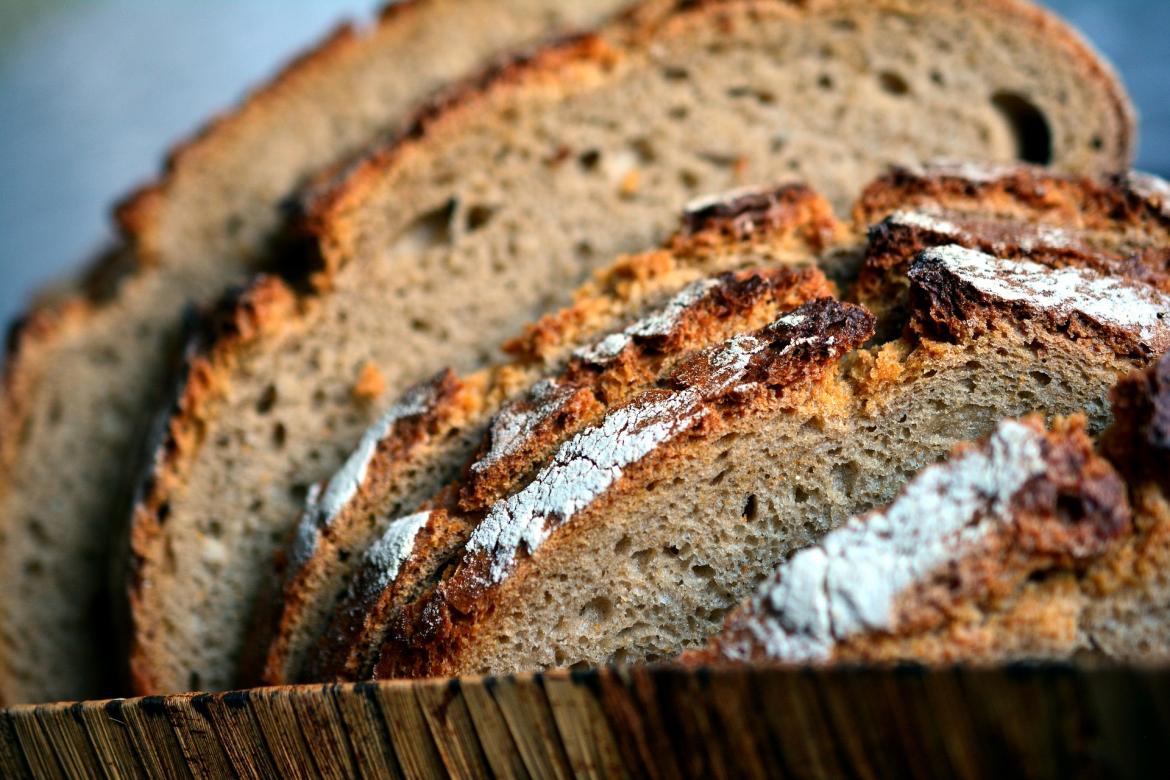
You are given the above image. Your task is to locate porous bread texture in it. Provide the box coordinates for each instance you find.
[125,0,1135,696]
[0,0,630,705]
[256,185,840,686]
[699,349,1170,667]
[303,263,833,684]
[694,416,1131,665]
[366,246,1170,679]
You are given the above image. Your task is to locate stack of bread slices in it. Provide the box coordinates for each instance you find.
[1,0,1166,705]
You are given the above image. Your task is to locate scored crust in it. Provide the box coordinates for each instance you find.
[373,298,875,678]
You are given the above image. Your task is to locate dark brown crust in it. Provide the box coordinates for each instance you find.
[125,276,299,695]
[854,164,1168,237]
[693,416,1132,666]
[373,298,874,679]
[304,265,832,683]
[1102,351,1170,494]
[864,211,1170,291]
[255,368,476,686]
[906,249,1170,361]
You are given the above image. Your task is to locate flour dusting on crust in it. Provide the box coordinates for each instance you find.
[288,380,437,569]
[916,244,1170,343]
[724,420,1047,662]
[468,330,779,583]
[471,380,572,474]
[357,511,432,602]
[573,277,721,365]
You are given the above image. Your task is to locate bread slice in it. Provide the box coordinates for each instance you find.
[691,415,1133,665]
[0,0,631,705]
[354,240,1170,679]
[255,186,841,686]
[298,171,1170,682]
[697,349,1170,666]
[123,0,1135,696]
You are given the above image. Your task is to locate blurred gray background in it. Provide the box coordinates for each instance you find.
[0,0,1167,328]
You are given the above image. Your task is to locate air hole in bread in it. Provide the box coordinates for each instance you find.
[578,149,602,171]
[1090,135,1104,151]
[991,91,1053,165]
[614,535,631,555]
[743,494,760,521]
[632,548,655,570]
[878,71,911,96]
[272,422,287,449]
[668,105,689,121]
[662,66,690,81]
[930,69,946,86]
[465,205,496,233]
[817,73,834,91]
[580,596,614,623]
[255,384,277,415]
[679,169,701,189]
[832,462,859,495]
[395,198,457,252]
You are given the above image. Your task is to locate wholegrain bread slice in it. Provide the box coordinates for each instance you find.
[691,415,1133,665]
[0,0,631,705]
[361,244,1170,679]
[697,349,1170,666]
[256,186,841,686]
[125,0,1135,696]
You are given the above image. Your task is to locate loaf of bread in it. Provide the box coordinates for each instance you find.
[695,348,1170,665]
[0,0,630,705]
[119,0,1139,697]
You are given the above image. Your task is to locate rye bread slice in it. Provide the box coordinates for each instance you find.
[125,0,1135,696]
[691,415,1133,665]
[367,245,1170,679]
[699,349,1170,666]
[0,0,629,705]
[256,185,841,686]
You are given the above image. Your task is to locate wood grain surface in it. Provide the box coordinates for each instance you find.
[2,665,1168,778]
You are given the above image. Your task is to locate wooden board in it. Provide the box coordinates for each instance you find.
[2,665,1168,779]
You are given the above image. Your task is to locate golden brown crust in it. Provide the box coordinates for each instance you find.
[125,276,299,694]
[374,298,874,679]
[460,266,832,511]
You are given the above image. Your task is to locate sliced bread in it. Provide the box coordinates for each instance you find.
[257,185,841,686]
[0,0,630,704]
[125,0,1136,695]
[358,239,1170,679]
